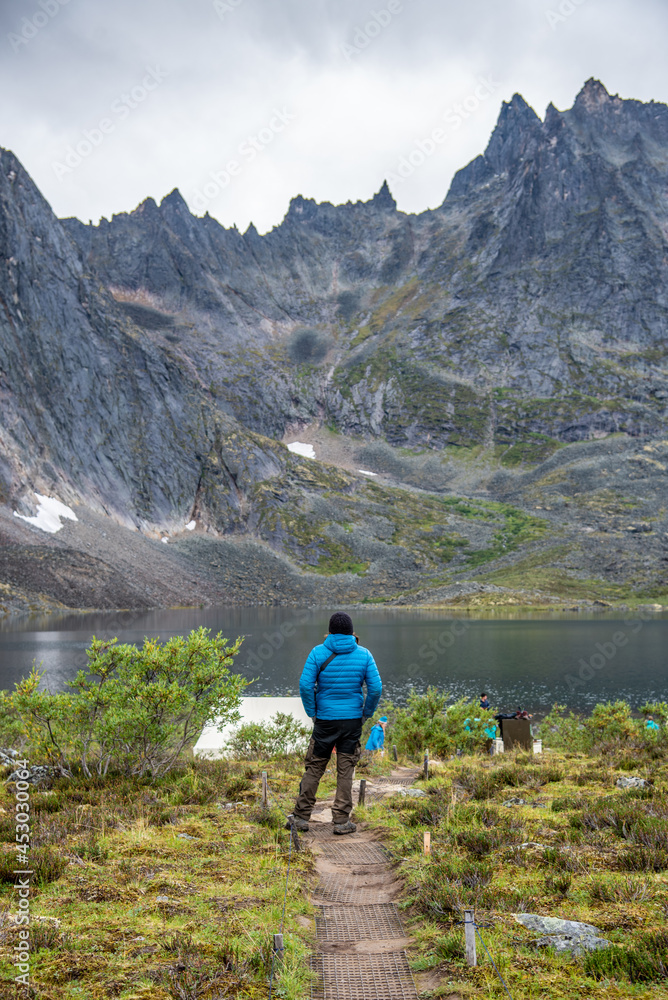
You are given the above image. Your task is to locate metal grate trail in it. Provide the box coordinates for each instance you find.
[319,842,390,865]
[313,875,388,905]
[311,952,418,1000]
[372,776,417,786]
[315,903,404,942]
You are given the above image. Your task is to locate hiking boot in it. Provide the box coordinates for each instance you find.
[285,814,309,832]
[332,820,357,835]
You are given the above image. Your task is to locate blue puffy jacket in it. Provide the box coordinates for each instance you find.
[365,723,385,751]
[299,632,382,721]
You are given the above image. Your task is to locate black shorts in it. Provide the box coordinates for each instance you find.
[312,717,363,758]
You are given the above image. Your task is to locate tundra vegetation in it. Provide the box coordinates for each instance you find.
[0,637,666,998]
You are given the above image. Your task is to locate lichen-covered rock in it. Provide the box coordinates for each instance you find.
[514,914,611,956]
[514,914,601,937]
[533,934,611,956]
[616,776,649,789]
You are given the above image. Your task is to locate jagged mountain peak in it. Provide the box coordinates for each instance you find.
[160,188,190,214]
[285,194,319,222]
[574,77,613,110]
[370,180,397,211]
[448,90,543,192]
[133,196,159,216]
[500,92,542,124]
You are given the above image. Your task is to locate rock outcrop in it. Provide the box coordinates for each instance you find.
[1,79,667,612]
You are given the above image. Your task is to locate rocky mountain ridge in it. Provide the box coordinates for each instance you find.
[1,78,667,614]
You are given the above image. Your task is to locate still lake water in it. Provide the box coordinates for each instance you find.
[0,607,666,714]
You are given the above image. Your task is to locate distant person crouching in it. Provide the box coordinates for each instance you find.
[479,692,490,710]
[286,612,382,836]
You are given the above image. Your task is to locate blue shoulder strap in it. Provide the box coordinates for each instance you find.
[313,651,338,718]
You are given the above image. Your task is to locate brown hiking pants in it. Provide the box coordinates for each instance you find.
[293,718,362,825]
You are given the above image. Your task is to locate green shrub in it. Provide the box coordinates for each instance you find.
[545,873,572,896]
[0,689,24,747]
[224,772,253,799]
[224,712,310,759]
[539,701,667,757]
[249,805,285,830]
[584,932,668,982]
[30,922,74,952]
[392,689,495,758]
[537,704,589,752]
[73,834,109,863]
[551,794,585,812]
[587,877,617,903]
[542,847,578,872]
[620,846,668,872]
[9,627,245,779]
[169,765,221,806]
[435,931,466,962]
[455,829,501,856]
[454,762,538,800]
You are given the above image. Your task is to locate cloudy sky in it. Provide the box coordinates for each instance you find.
[2,0,666,233]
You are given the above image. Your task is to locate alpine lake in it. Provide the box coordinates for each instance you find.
[0,606,666,715]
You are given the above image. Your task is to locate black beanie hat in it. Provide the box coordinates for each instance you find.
[329,611,354,634]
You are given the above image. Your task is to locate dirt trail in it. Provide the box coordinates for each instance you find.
[302,768,421,999]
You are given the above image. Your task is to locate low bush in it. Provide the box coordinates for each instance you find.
[73,834,109,863]
[249,805,285,831]
[551,794,585,812]
[620,846,668,873]
[435,931,466,962]
[454,762,539,800]
[224,772,253,799]
[225,712,310,759]
[392,689,496,758]
[545,873,571,896]
[455,829,502,856]
[29,921,72,952]
[584,931,668,982]
[10,627,245,779]
[169,765,221,806]
[539,702,668,758]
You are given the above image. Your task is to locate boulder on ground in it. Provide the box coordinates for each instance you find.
[615,776,648,789]
[514,913,610,957]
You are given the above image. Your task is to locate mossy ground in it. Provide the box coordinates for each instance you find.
[0,760,327,1000]
[358,748,668,999]
[2,741,667,998]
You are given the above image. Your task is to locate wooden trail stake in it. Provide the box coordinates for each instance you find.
[273,933,284,965]
[392,744,398,761]
[261,771,268,806]
[423,831,431,855]
[423,750,429,779]
[358,779,366,806]
[463,909,477,967]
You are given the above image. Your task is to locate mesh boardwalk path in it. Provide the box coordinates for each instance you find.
[304,769,420,1000]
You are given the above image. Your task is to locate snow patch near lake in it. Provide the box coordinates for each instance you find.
[14,494,78,534]
[358,469,378,476]
[185,520,196,531]
[194,697,311,758]
[287,442,316,459]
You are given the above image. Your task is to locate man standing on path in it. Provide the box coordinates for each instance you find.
[287,611,382,835]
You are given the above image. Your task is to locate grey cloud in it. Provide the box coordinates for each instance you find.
[1,0,667,232]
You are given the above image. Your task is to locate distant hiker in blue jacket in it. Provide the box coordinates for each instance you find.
[365,716,388,752]
[287,611,382,836]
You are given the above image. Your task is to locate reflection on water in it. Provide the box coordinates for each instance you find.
[0,606,666,713]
